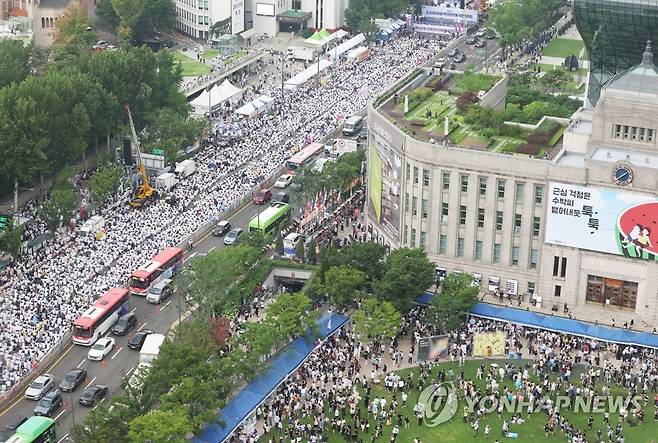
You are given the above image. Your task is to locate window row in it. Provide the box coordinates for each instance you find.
[612,124,655,143]
[431,233,539,269]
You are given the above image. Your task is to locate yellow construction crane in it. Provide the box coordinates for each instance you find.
[124,104,156,208]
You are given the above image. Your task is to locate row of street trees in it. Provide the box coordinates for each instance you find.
[344,0,409,38]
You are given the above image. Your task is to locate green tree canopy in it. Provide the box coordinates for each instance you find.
[0,40,32,89]
[89,163,124,203]
[0,218,25,258]
[352,297,401,344]
[374,248,434,314]
[263,292,316,343]
[97,0,175,44]
[328,241,388,282]
[144,108,206,163]
[128,408,191,443]
[323,265,366,309]
[53,7,98,53]
[424,272,479,332]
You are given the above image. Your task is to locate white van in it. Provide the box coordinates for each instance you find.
[174,159,196,178]
[79,215,105,237]
[146,278,174,304]
[155,172,178,192]
[342,116,363,136]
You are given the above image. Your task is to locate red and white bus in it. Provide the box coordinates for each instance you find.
[72,288,130,345]
[129,247,184,295]
[287,142,324,173]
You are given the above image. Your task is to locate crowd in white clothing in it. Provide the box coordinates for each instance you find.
[0,34,442,395]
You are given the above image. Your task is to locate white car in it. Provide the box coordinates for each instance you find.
[274,174,293,188]
[25,374,54,400]
[88,337,116,361]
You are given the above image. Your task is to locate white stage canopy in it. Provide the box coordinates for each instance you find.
[191,80,243,115]
[235,95,275,117]
[327,33,366,61]
[284,59,333,90]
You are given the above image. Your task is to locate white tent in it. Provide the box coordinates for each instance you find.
[235,95,275,118]
[334,29,349,40]
[191,80,243,115]
[327,33,366,61]
[284,59,333,90]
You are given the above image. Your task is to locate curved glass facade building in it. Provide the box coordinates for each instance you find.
[574,0,658,106]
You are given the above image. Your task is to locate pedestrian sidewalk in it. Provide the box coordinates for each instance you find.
[540,55,589,69]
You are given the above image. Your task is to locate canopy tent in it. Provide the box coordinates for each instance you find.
[304,29,336,47]
[327,33,366,61]
[191,80,243,115]
[333,29,349,40]
[193,312,349,443]
[284,58,333,90]
[469,303,658,349]
[235,95,275,118]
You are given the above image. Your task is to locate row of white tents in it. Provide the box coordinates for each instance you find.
[190,79,243,115]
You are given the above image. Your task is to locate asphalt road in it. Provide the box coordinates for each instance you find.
[437,36,502,73]
[0,194,299,442]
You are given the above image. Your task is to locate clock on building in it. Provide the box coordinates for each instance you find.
[612,165,634,186]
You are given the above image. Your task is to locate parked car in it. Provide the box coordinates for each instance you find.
[128,330,154,350]
[474,39,487,48]
[273,192,290,204]
[112,312,137,336]
[447,48,459,57]
[59,368,87,392]
[253,189,272,205]
[454,53,466,63]
[0,416,27,441]
[79,385,109,407]
[212,220,231,237]
[24,374,54,400]
[274,174,293,188]
[466,35,477,45]
[475,29,486,38]
[224,228,244,245]
[88,337,116,361]
[33,391,63,417]
[449,62,456,70]
[434,57,446,69]
[146,279,174,304]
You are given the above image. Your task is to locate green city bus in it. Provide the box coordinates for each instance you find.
[248,202,291,235]
[6,416,56,443]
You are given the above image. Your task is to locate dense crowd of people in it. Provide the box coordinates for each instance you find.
[0,33,442,395]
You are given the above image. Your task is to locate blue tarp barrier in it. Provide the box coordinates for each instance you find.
[194,312,349,443]
[470,303,658,349]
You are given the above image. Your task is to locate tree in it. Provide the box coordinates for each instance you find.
[159,376,224,434]
[456,91,479,112]
[97,0,175,44]
[127,408,191,443]
[211,17,231,38]
[89,163,124,203]
[144,108,208,164]
[95,0,120,33]
[352,297,401,344]
[0,218,24,258]
[305,238,317,264]
[275,232,284,256]
[242,230,267,250]
[323,265,366,309]
[540,69,572,93]
[329,241,387,282]
[323,151,364,191]
[40,183,80,232]
[424,272,479,332]
[0,40,32,89]
[318,244,337,284]
[295,238,305,261]
[264,292,316,344]
[111,0,146,46]
[72,394,137,443]
[54,7,98,51]
[374,248,434,314]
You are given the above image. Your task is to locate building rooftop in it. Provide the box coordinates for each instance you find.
[38,0,70,7]
[604,41,658,98]
[590,146,658,170]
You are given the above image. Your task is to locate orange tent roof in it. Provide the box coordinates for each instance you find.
[9,8,28,17]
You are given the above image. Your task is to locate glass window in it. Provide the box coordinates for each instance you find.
[477,208,485,228]
[533,216,540,236]
[475,240,483,260]
[515,182,524,203]
[411,228,416,247]
[460,174,469,193]
[493,243,501,263]
[479,176,487,195]
[511,246,519,266]
[441,202,449,223]
[420,231,427,248]
[413,167,419,184]
[459,205,467,225]
[530,249,538,269]
[649,129,655,142]
[412,196,417,216]
[554,285,561,297]
[514,214,522,233]
[496,211,503,230]
[534,185,544,204]
[423,169,430,186]
[421,199,428,219]
[442,172,450,190]
[439,235,447,254]
[528,281,536,294]
[631,126,638,141]
[404,224,408,241]
[405,193,409,212]
[406,163,410,181]
[497,179,506,198]
[457,238,465,257]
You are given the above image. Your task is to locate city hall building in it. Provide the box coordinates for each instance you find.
[365,44,658,324]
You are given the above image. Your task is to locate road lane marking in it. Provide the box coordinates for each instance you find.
[208,246,216,252]
[138,322,147,331]
[160,300,172,311]
[57,433,69,443]
[54,409,67,421]
[92,398,106,411]
[85,376,97,388]
[77,358,86,368]
[111,346,123,360]
[124,366,135,379]
[130,307,137,313]
[183,252,197,263]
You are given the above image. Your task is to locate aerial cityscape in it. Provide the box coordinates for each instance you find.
[0,0,656,442]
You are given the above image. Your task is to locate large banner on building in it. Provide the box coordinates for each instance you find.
[231,0,245,34]
[545,182,658,260]
[420,5,478,25]
[368,114,404,238]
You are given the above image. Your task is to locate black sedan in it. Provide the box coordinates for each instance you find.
[128,329,153,350]
[33,391,63,417]
[59,368,87,392]
[0,416,27,440]
[79,384,108,407]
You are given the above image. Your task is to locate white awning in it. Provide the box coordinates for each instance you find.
[239,28,256,40]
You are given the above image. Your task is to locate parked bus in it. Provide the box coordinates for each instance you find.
[248,202,291,236]
[7,415,56,443]
[129,247,184,295]
[286,142,324,173]
[72,288,130,345]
